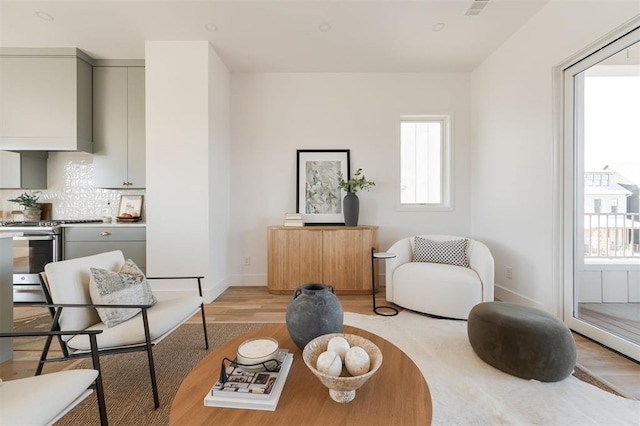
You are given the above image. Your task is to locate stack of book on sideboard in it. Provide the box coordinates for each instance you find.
[283,213,304,227]
[203,349,293,411]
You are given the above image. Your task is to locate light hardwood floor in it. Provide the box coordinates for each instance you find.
[3,286,639,400]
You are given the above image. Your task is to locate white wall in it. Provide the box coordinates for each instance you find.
[229,73,471,285]
[208,45,231,300]
[470,1,639,312]
[145,41,230,301]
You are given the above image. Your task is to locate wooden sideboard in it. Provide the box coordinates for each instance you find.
[267,225,378,294]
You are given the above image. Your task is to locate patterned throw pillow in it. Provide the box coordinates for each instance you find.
[89,259,157,328]
[413,237,469,267]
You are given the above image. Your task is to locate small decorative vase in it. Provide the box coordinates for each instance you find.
[343,192,359,226]
[286,283,344,351]
[23,207,41,221]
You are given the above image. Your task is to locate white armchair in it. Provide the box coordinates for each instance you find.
[0,329,107,425]
[37,250,208,410]
[385,235,494,320]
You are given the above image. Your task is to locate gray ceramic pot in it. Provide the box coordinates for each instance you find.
[285,283,344,351]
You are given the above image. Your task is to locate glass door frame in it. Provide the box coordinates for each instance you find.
[561,25,640,361]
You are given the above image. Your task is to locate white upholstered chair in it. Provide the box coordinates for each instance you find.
[0,329,108,425]
[385,235,494,320]
[37,250,208,409]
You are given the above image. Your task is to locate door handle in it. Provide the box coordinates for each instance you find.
[100,231,111,236]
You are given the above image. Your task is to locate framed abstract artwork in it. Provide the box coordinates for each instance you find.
[296,149,350,225]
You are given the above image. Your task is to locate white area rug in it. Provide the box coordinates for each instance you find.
[343,310,640,425]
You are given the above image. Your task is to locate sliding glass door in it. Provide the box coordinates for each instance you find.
[563,27,640,361]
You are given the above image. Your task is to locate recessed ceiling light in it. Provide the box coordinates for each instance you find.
[432,23,446,32]
[35,11,54,21]
[319,23,332,32]
[205,23,218,32]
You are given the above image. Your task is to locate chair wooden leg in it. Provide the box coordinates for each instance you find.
[200,303,209,350]
[142,309,160,409]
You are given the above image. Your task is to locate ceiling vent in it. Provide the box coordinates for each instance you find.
[465,0,490,16]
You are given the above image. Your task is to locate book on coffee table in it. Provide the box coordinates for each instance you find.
[204,351,293,411]
[210,349,289,399]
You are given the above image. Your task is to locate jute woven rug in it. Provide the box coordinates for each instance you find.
[55,322,275,425]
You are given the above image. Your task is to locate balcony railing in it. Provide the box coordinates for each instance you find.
[584,213,640,258]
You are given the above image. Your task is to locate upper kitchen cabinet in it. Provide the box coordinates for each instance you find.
[0,48,93,152]
[0,151,47,189]
[92,64,145,189]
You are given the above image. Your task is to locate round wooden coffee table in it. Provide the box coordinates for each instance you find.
[170,324,432,425]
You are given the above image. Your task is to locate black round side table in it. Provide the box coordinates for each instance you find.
[370,248,399,316]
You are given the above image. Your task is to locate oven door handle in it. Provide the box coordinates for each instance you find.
[13,236,56,241]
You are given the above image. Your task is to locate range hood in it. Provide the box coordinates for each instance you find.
[0,48,94,152]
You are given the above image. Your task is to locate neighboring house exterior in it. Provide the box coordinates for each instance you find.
[583,168,640,259]
[604,164,640,217]
[584,170,631,214]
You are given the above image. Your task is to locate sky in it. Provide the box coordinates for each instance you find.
[584,75,640,179]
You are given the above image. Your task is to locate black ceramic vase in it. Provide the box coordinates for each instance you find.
[285,283,344,351]
[343,192,359,226]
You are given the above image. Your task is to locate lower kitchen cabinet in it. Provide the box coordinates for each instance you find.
[63,225,146,271]
[267,225,378,295]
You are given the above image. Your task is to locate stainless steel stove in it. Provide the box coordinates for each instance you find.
[0,219,102,303]
[0,219,103,233]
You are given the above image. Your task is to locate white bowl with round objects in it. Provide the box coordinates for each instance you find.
[302,333,383,403]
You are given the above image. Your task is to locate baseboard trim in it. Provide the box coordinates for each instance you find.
[151,276,230,304]
[153,284,227,304]
[227,274,385,287]
[494,285,546,311]
[228,274,268,286]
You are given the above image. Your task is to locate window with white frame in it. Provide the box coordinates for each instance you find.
[594,198,602,213]
[399,116,451,210]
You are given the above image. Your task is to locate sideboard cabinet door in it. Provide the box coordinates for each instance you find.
[322,228,377,293]
[267,226,378,295]
[268,227,323,293]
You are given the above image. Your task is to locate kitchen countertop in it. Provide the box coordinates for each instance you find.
[59,221,146,227]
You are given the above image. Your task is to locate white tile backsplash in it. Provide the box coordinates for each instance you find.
[0,152,145,220]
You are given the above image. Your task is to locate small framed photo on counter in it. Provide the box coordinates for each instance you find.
[117,195,143,221]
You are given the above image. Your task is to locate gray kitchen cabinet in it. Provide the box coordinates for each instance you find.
[0,48,93,152]
[92,65,145,188]
[0,235,13,362]
[0,151,48,189]
[63,226,146,271]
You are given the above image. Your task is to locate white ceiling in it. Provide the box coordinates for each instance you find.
[0,0,549,72]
